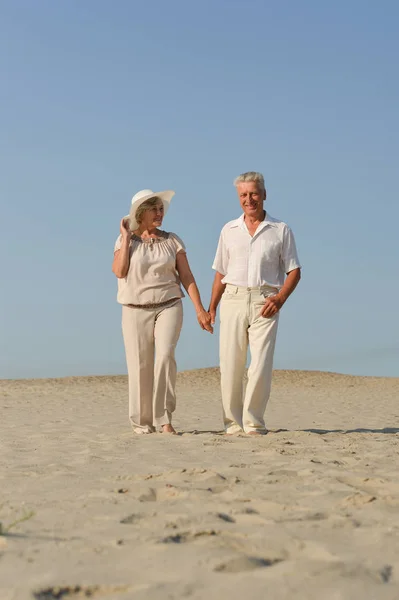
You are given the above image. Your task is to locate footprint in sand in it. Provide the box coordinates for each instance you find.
[214,555,282,573]
[116,468,230,488]
[160,530,218,544]
[138,488,157,502]
[216,512,235,523]
[337,475,399,502]
[120,513,142,525]
[117,469,236,500]
[380,565,393,583]
[33,584,129,599]
[340,492,377,507]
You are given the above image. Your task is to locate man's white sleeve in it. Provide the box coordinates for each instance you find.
[212,230,228,275]
[281,226,301,273]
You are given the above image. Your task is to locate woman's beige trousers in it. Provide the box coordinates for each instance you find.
[122,300,183,433]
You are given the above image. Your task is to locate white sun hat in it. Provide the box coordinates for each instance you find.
[125,189,175,231]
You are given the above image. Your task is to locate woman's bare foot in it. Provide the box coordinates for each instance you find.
[161,424,177,434]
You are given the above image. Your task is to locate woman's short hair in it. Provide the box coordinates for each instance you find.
[135,196,163,224]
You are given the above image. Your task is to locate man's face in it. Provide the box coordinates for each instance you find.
[237,181,266,218]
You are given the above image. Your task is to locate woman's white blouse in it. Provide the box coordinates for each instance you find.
[114,231,186,306]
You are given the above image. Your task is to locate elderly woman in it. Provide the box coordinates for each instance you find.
[112,189,212,434]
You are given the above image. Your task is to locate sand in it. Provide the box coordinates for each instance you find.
[1,368,399,599]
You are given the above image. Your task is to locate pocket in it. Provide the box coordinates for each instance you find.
[223,287,237,297]
[260,240,280,262]
[260,289,278,300]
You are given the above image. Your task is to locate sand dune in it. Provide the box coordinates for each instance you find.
[1,369,399,599]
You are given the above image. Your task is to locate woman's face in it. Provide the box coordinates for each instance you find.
[141,201,164,229]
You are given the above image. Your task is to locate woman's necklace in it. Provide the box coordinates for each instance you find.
[134,230,160,250]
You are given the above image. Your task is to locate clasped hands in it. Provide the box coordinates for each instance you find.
[196,308,213,334]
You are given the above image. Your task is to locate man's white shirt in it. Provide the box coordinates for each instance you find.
[212,213,301,289]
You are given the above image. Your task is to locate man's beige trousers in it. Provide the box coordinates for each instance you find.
[122,300,183,433]
[219,285,279,434]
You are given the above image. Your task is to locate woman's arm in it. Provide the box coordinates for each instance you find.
[176,252,213,333]
[112,219,131,279]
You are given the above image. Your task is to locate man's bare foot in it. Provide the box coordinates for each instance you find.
[247,430,267,436]
[161,424,177,434]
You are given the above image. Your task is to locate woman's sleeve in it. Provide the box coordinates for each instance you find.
[114,235,122,252]
[170,233,186,254]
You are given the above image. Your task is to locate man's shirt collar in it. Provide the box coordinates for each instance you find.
[229,212,276,230]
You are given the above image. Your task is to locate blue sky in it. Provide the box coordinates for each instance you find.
[1,0,398,379]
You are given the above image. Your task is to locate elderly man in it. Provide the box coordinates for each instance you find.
[209,172,301,435]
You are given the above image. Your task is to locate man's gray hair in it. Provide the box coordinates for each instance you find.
[233,171,265,192]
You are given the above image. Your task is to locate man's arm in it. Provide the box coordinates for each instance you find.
[260,268,301,318]
[208,271,226,325]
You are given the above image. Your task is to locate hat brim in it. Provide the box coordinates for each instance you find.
[125,190,175,231]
